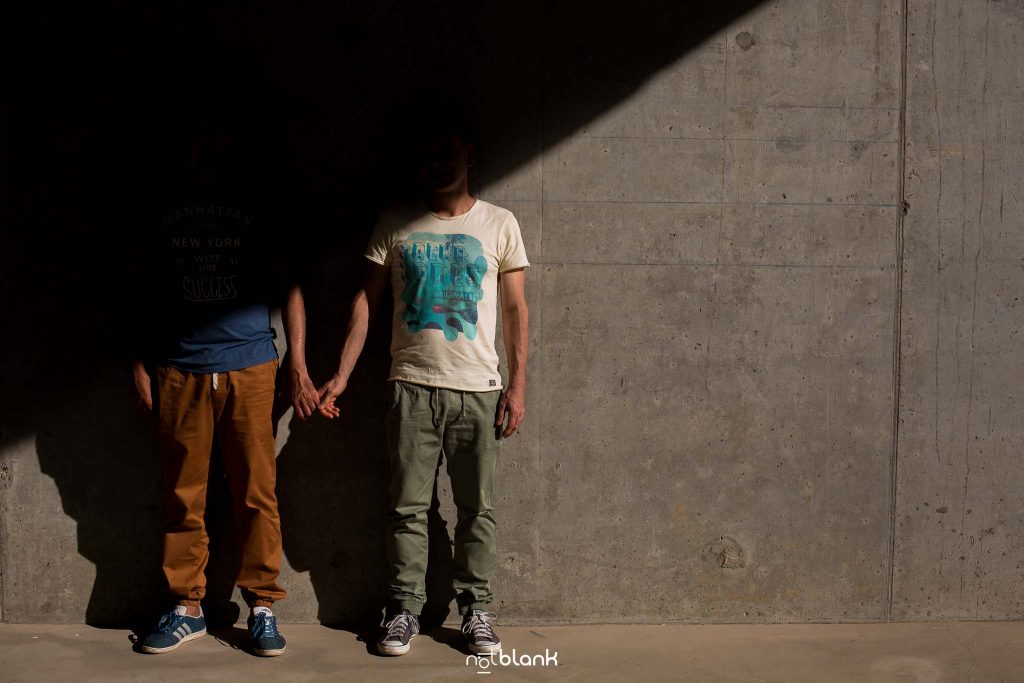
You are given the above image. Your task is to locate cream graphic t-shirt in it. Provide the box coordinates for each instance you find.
[365,199,529,392]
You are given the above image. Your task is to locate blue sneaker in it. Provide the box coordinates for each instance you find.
[248,607,287,656]
[140,606,207,654]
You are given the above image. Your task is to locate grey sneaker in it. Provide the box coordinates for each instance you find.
[462,609,501,654]
[377,609,419,656]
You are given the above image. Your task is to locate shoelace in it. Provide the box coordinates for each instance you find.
[252,614,279,638]
[462,612,498,641]
[384,613,414,640]
[155,612,184,634]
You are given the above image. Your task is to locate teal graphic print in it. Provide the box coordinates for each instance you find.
[399,232,487,341]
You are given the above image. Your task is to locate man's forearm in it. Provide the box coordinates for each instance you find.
[502,304,529,388]
[284,285,309,371]
[333,291,372,383]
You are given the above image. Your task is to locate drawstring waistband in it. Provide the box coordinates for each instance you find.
[211,372,219,391]
[429,386,468,428]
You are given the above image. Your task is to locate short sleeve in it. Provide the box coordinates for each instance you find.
[498,212,530,272]
[364,210,395,265]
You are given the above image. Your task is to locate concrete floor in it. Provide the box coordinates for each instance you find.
[1,622,1022,682]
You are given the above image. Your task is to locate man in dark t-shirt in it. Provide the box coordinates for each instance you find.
[128,129,317,657]
[155,200,280,372]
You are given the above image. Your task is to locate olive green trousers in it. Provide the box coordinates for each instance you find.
[384,380,502,616]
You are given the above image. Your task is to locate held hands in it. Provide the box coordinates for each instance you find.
[290,367,321,420]
[289,366,346,420]
[495,383,526,438]
[316,374,347,419]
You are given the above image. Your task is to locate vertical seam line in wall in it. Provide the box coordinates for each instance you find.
[887,0,911,623]
[0,454,5,622]
[0,458,5,622]
[538,147,545,473]
[538,3,548,475]
[0,501,4,623]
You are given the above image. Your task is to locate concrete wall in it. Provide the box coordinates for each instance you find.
[1,0,1021,624]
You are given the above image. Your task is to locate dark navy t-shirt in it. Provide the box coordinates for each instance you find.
[155,198,279,373]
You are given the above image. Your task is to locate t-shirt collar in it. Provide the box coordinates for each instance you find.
[426,197,479,221]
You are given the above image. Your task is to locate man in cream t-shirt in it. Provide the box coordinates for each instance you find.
[316,123,530,657]
[368,200,528,387]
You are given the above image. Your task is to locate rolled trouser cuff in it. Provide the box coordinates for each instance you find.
[458,601,492,616]
[387,597,424,616]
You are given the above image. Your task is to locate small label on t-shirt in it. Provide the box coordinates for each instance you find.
[489,380,496,386]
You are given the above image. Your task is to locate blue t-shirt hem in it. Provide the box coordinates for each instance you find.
[162,341,279,374]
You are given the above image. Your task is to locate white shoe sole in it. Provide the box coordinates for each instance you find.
[253,644,286,657]
[377,633,416,656]
[139,629,207,654]
[468,641,501,655]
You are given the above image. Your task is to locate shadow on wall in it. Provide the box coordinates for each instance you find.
[0,0,764,625]
[35,393,247,626]
[32,378,166,625]
[271,261,399,628]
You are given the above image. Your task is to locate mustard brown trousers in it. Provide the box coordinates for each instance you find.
[155,359,286,608]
